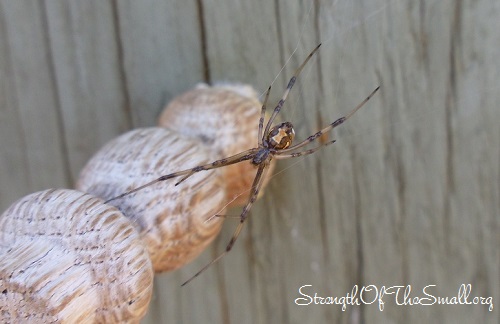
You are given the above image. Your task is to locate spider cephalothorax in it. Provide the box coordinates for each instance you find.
[251,122,296,166]
[106,43,380,286]
[266,122,295,150]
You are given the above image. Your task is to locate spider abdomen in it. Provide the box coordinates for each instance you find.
[267,122,295,150]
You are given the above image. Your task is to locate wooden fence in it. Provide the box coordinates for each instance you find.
[0,0,498,323]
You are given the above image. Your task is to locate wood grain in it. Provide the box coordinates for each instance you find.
[0,0,498,323]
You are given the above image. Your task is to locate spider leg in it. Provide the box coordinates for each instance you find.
[276,86,380,154]
[181,162,269,286]
[274,139,336,159]
[173,147,258,186]
[205,214,241,224]
[214,214,241,219]
[263,44,322,138]
[258,86,272,147]
[105,148,258,203]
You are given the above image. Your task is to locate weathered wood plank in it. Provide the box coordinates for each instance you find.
[116,0,205,127]
[44,0,131,181]
[0,1,68,208]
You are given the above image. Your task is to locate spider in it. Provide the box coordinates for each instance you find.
[105,43,380,286]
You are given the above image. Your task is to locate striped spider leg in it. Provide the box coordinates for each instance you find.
[105,43,380,286]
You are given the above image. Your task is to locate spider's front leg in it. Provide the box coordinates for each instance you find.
[105,148,259,203]
[181,161,270,286]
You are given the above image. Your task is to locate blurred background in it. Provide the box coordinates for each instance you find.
[0,0,498,323]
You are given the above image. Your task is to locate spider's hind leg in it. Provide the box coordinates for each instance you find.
[263,44,322,137]
[258,86,272,146]
[274,139,336,159]
[274,86,380,155]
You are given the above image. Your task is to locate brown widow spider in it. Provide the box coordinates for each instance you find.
[106,43,380,286]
